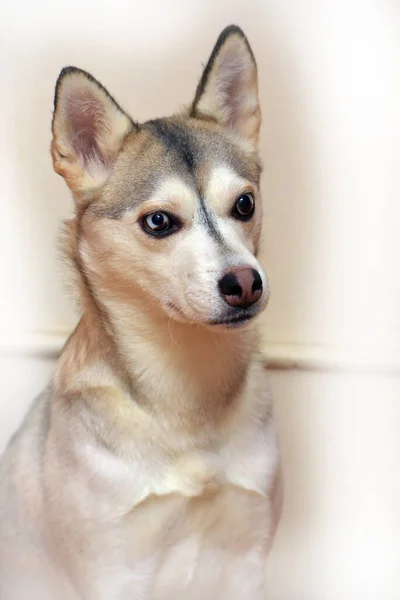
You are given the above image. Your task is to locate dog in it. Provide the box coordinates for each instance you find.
[0,25,282,599]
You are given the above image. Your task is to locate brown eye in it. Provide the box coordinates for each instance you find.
[143,212,172,235]
[232,193,255,221]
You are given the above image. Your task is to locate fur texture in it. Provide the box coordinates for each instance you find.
[0,26,282,599]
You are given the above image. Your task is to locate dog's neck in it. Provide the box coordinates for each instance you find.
[58,295,258,431]
[109,297,257,423]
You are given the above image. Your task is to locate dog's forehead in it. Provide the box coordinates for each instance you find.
[93,117,260,219]
[143,117,260,185]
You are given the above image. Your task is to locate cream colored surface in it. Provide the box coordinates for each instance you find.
[0,0,398,598]
[267,369,400,600]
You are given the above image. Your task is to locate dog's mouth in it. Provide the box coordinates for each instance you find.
[208,311,257,328]
[165,302,261,329]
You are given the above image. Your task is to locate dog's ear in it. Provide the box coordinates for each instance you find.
[191,26,261,148]
[51,67,134,197]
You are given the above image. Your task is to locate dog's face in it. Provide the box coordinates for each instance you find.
[52,26,268,329]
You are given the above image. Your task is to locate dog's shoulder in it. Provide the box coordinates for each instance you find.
[0,389,51,565]
[0,388,51,484]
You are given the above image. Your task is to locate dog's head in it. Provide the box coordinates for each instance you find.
[52,26,269,330]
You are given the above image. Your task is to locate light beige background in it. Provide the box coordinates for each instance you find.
[0,1,398,598]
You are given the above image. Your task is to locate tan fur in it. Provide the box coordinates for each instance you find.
[0,26,281,599]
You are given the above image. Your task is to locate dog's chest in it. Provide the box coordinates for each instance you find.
[119,481,270,599]
[90,443,276,600]
[73,398,278,599]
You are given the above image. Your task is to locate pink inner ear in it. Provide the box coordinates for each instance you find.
[217,50,248,127]
[65,88,107,166]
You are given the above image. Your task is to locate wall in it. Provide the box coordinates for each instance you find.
[0,1,398,598]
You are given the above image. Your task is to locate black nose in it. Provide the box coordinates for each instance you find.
[218,266,263,308]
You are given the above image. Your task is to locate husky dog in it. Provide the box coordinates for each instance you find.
[0,25,282,600]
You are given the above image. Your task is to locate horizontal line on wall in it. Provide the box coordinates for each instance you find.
[0,331,399,374]
[0,331,69,358]
[261,341,400,374]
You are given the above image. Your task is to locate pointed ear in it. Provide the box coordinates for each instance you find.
[191,26,261,148]
[51,67,134,197]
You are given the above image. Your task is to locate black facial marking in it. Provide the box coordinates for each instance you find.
[146,119,196,172]
[92,114,260,226]
[145,118,226,244]
[198,197,224,244]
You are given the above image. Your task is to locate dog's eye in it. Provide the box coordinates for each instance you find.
[232,193,255,221]
[143,212,173,235]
